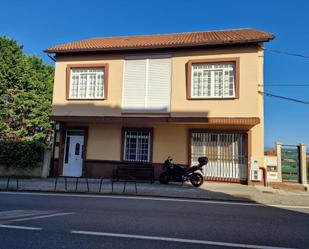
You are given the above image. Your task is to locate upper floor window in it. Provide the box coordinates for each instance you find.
[67,64,108,100]
[122,56,171,112]
[188,59,239,99]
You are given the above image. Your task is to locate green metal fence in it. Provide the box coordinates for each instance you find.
[281,146,300,183]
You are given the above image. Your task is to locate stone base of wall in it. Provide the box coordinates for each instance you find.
[84,160,164,179]
[0,165,43,178]
[0,149,52,178]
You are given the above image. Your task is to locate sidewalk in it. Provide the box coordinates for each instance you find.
[1,177,309,206]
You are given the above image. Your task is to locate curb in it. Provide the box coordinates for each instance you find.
[0,188,256,204]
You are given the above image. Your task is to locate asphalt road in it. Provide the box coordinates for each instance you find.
[0,192,308,249]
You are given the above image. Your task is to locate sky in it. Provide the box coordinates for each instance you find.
[1,0,309,148]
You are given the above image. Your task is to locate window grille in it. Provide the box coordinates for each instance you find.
[70,68,105,99]
[124,130,151,162]
[191,62,235,98]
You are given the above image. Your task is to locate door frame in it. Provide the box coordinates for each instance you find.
[188,129,250,183]
[58,126,88,177]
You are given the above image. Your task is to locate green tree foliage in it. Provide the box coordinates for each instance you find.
[0,36,54,144]
[0,140,45,169]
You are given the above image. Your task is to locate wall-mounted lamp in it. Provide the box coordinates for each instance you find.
[55,123,60,131]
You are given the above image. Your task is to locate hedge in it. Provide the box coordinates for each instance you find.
[0,141,45,169]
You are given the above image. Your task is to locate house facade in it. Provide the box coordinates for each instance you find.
[45,29,275,183]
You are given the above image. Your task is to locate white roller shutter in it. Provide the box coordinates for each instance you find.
[122,59,147,112]
[122,56,171,112]
[147,57,171,112]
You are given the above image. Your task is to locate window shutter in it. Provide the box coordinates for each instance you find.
[122,56,171,112]
[123,59,147,112]
[147,57,171,112]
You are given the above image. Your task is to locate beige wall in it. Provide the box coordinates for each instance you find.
[87,124,122,161]
[52,45,263,118]
[86,123,189,164]
[52,55,124,116]
[171,47,261,117]
[53,45,265,167]
[86,123,263,166]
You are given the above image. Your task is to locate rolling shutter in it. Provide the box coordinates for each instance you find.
[147,57,171,111]
[122,59,147,112]
[122,56,171,112]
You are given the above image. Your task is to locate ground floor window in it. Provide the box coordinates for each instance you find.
[123,129,152,162]
[191,132,247,180]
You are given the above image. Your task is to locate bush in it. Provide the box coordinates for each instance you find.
[0,141,45,169]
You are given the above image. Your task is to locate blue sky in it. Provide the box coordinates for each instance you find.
[1,0,309,148]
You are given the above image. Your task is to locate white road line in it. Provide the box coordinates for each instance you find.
[8,212,74,222]
[0,224,42,231]
[0,210,54,220]
[1,191,309,209]
[71,230,295,249]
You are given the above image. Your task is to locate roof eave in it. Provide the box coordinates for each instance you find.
[44,37,274,54]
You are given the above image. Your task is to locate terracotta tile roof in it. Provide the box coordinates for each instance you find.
[45,28,274,53]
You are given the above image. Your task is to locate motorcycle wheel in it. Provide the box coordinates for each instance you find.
[189,173,204,187]
[159,172,170,184]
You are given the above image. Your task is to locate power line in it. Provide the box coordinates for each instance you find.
[258,91,309,105]
[263,48,309,59]
[259,84,309,87]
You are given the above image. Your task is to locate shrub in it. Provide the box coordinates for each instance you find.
[0,140,45,169]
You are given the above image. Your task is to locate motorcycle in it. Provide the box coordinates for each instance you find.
[159,156,208,187]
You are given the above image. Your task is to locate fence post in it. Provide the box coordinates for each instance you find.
[299,143,307,186]
[275,142,282,183]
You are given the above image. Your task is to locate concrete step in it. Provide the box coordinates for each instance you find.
[268,182,306,191]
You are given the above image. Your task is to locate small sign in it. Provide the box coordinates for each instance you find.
[251,157,259,171]
[267,172,278,180]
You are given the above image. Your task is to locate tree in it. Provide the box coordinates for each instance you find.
[0,36,54,145]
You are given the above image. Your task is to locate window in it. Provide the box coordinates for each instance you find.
[191,131,247,180]
[188,59,238,99]
[123,129,152,162]
[122,56,171,112]
[75,143,80,155]
[67,64,108,99]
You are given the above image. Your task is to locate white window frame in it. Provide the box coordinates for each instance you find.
[69,67,106,100]
[190,61,236,99]
[123,130,151,163]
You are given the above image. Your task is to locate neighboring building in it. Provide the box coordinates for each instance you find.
[45,28,275,183]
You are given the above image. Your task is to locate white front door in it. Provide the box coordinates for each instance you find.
[63,131,84,177]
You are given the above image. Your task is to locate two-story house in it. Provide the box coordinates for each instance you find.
[45,28,274,184]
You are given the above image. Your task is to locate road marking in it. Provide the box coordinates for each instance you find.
[0,210,56,220]
[1,191,309,209]
[8,212,74,223]
[0,224,42,231]
[71,230,295,249]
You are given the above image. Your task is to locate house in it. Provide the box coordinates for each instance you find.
[45,28,275,183]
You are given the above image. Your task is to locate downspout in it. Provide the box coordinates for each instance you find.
[47,53,56,62]
[47,53,56,176]
[50,123,57,177]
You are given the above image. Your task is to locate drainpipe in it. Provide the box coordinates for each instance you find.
[47,54,56,62]
[47,53,56,176]
[259,167,267,187]
[50,123,60,177]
